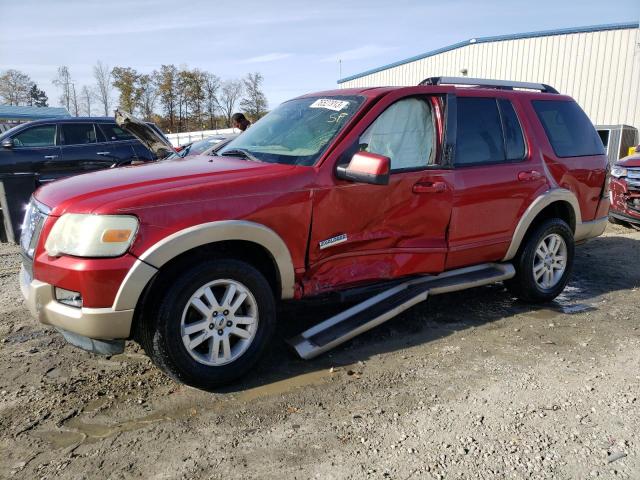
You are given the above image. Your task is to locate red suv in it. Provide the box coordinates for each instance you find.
[19,77,610,389]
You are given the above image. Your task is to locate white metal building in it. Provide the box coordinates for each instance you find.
[338,22,640,131]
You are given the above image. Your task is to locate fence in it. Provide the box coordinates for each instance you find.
[165,128,238,147]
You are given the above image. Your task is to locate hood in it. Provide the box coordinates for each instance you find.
[616,152,640,168]
[35,155,297,216]
[115,110,175,159]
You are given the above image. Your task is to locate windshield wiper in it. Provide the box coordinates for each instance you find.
[221,148,261,162]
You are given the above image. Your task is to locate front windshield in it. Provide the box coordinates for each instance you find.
[218,95,365,166]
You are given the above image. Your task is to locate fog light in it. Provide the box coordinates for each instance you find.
[55,288,83,308]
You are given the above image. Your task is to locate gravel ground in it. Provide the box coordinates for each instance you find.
[0,224,639,479]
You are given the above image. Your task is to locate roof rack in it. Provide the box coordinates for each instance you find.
[419,76,559,94]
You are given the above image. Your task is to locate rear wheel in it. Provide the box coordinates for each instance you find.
[505,218,574,303]
[138,259,276,390]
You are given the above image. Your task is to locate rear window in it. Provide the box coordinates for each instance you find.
[532,100,605,158]
[98,123,135,141]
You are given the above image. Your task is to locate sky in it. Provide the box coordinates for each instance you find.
[0,0,638,111]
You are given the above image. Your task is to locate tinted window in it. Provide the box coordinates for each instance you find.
[360,98,436,170]
[533,100,605,157]
[98,123,135,141]
[498,99,526,161]
[61,123,96,145]
[455,98,505,165]
[12,125,56,147]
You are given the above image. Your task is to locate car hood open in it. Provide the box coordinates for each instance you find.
[115,110,175,159]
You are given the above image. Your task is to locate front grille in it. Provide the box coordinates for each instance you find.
[19,199,49,259]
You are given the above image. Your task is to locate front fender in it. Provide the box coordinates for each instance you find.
[112,220,296,310]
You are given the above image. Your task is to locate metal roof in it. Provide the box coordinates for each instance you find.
[338,21,640,84]
[0,105,71,120]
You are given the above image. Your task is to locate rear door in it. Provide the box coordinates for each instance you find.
[306,91,453,295]
[55,122,112,180]
[94,122,138,165]
[445,95,547,269]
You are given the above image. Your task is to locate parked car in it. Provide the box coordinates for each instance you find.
[19,77,610,390]
[171,135,237,158]
[0,117,171,242]
[609,151,640,228]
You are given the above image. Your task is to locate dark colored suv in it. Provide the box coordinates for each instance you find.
[0,117,168,242]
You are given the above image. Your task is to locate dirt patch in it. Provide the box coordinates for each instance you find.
[1,224,639,479]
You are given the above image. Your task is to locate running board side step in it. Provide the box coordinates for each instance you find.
[288,263,515,360]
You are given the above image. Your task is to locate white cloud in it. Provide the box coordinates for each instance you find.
[240,53,293,64]
[320,45,396,63]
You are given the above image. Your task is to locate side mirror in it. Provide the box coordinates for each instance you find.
[336,151,390,185]
[1,139,13,149]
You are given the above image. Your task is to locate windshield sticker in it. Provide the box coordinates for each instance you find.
[310,99,350,111]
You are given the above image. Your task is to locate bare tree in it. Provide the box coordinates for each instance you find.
[240,72,268,121]
[80,85,92,116]
[71,83,79,116]
[203,72,220,129]
[52,66,73,113]
[217,79,244,128]
[0,69,33,105]
[93,61,113,116]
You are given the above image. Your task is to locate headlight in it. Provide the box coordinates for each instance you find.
[45,214,139,257]
[611,165,628,178]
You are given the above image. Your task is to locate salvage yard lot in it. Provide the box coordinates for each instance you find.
[0,225,639,479]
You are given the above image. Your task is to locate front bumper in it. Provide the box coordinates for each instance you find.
[20,264,133,340]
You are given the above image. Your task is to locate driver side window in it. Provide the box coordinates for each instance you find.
[359,97,436,170]
[12,125,56,147]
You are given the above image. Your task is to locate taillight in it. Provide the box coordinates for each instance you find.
[602,165,611,199]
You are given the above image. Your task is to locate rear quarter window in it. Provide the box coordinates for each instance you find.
[532,100,605,158]
[98,123,135,141]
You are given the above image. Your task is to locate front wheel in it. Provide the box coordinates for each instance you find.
[138,259,276,390]
[505,218,575,303]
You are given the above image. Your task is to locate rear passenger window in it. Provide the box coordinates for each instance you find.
[455,98,506,166]
[532,100,605,158]
[99,123,135,141]
[498,99,526,161]
[61,123,96,145]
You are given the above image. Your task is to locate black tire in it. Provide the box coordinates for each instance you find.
[505,218,574,303]
[138,258,276,390]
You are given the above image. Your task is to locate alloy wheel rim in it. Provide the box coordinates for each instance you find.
[180,279,258,366]
[533,233,567,290]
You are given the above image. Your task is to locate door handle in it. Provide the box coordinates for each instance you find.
[413,181,447,193]
[96,151,111,156]
[518,170,543,181]
[43,155,58,160]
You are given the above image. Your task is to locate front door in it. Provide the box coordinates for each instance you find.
[305,93,453,296]
[0,123,60,177]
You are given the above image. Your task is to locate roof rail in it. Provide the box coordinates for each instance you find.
[419,76,559,94]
